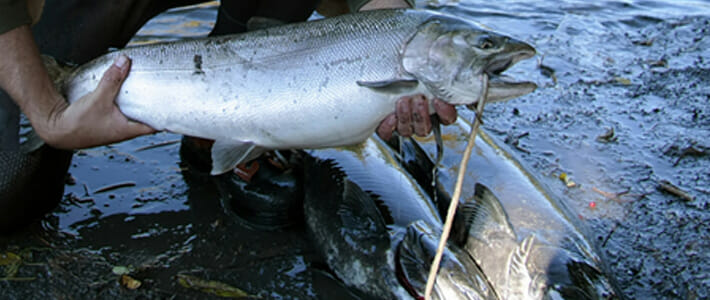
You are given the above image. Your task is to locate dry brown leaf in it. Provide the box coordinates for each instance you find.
[120,274,142,290]
[177,274,256,298]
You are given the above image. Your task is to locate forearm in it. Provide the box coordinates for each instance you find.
[0,25,68,145]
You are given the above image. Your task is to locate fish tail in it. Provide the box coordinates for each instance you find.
[40,54,74,95]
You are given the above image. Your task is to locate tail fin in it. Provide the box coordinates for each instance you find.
[40,54,73,95]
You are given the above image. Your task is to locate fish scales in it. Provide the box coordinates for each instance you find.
[66,11,421,148]
[60,9,536,175]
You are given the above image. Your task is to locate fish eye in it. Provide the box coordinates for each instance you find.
[478,36,495,49]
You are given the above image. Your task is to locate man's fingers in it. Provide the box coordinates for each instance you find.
[376,114,397,141]
[95,55,131,101]
[433,99,457,125]
[412,95,431,136]
[396,96,413,137]
[125,120,157,136]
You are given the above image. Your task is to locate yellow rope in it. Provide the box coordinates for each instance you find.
[423,74,488,299]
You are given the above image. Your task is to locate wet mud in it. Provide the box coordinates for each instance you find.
[474,10,709,299]
[2,1,709,299]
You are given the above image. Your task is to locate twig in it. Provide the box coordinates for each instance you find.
[135,139,181,152]
[424,74,488,299]
[82,183,91,197]
[94,181,136,194]
[592,187,631,204]
[0,277,35,281]
[657,180,694,201]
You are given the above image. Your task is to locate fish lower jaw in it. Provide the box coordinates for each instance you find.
[485,77,537,103]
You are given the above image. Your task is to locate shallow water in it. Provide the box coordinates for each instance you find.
[2,1,708,299]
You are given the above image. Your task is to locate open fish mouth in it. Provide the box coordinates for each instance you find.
[484,44,537,102]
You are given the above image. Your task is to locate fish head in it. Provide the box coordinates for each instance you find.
[402,14,537,105]
[396,220,496,300]
[524,243,621,300]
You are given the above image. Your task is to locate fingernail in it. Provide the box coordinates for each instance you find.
[114,55,129,68]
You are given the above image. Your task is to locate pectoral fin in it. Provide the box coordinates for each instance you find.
[210,140,267,175]
[356,77,419,93]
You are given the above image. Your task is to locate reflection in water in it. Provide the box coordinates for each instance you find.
[129,1,218,46]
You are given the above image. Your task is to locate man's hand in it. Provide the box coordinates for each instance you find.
[376,95,457,141]
[0,25,154,150]
[359,0,459,140]
[46,55,155,149]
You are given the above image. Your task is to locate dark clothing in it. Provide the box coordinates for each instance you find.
[0,0,32,34]
[0,147,71,233]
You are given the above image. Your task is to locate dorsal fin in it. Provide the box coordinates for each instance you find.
[369,193,395,226]
[337,178,388,239]
[457,183,516,244]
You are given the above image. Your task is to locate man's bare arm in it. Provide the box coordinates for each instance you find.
[0,25,154,149]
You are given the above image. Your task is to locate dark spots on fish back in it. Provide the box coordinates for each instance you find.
[193,54,204,75]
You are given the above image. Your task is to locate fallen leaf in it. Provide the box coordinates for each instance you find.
[0,252,21,266]
[596,127,618,143]
[177,274,256,298]
[120,274,142,290]
[559,172,577,188]
[614,77,631,85]
[112,266,131,276]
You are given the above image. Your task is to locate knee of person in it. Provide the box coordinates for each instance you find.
[0,147,71,234]
[0,192,61,234]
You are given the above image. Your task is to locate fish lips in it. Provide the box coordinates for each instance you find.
[485,75,537,103]
[481,45,537,103]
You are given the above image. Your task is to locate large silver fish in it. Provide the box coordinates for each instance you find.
[394,123,623,299]
[60,9,536,175]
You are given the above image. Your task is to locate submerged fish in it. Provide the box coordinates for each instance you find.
[57,8,535,175]
[394,123,623,299]
[303,138,496,299]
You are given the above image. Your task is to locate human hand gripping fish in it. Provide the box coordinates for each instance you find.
[0,26,154,150]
